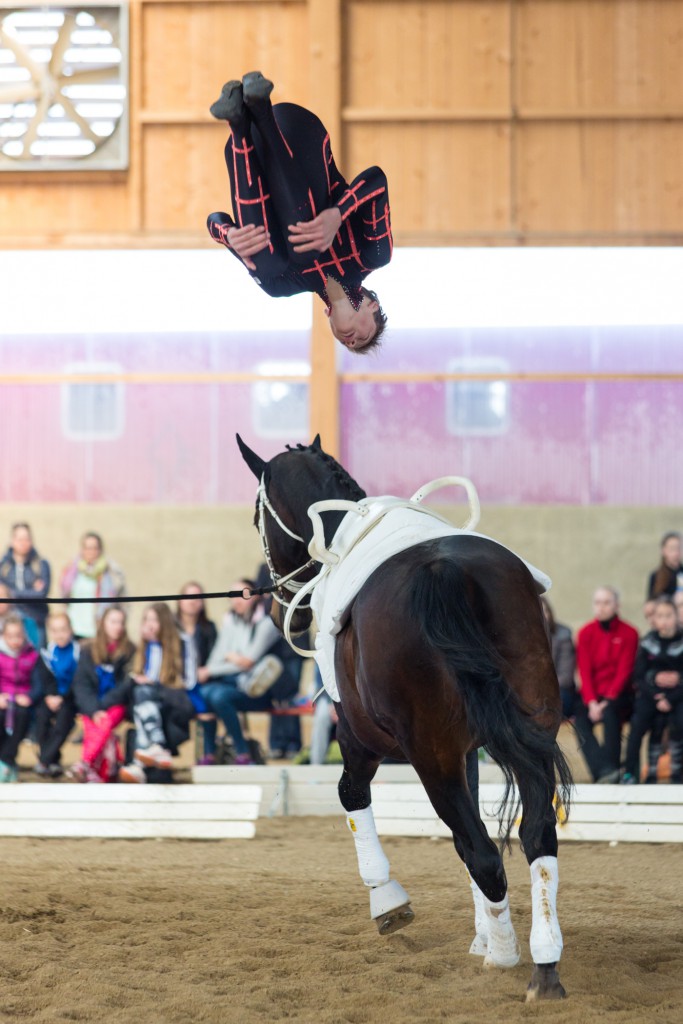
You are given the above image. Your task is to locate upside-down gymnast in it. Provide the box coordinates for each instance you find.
[206,71,392,353]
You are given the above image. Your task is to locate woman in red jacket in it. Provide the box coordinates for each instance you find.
[573,586,639,783]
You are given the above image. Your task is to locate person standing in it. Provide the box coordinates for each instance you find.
[646,531,683,600]
[541,597,576,720]
[0,523,50,646]
[60,532,126,640]
[574,586,639,783]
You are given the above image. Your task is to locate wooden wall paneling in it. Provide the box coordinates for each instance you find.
[308,0,342,456]
[345,122,511,238]
[140,0,309,118]
[517,0,683,116]
[143,124,228,231]
[129,1,144,233]
[344,0,511,117]
[517,121,683,236]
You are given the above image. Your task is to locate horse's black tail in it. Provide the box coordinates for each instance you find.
[411,554,573,853]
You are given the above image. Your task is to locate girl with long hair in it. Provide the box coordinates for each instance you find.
[70,605,136,782]
[105,603,194,784]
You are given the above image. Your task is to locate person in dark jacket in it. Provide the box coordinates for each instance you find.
[32,612,80,777]
[0,523,51,645]
[175,582,218,764]
[0,614,40,781]
[623,596,683,785]
[69,606,136,783]
[541,597,576,719]
[207,71,390,353]
[109,603,195,784]
[647,531,683,600]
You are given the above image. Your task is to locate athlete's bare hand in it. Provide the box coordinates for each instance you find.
[288,208,342,253]
[227,224,271,270]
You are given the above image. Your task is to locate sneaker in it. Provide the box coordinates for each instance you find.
[34,763,50,777]
[135,744,172,770]
[48,763,63,778]
[209,79,245,122]
[0,761,12,783]
[233,753,253,766]
[118,762,147,784]
[242,655,283,698]
[196,754,216,766]
[242,71,274,109]
[621,772,637,785]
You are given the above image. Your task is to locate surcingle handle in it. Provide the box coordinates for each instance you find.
[410,476,481,531]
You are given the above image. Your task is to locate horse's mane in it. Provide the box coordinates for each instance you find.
[284,443,367,502]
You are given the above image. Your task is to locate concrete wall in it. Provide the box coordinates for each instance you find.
[0,504,680,637]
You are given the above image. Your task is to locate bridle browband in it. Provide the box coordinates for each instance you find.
[257,474,317,610]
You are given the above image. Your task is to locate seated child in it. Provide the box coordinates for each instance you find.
[0,614,39,782]
[32,612,80,777]
[70,605,136,783]
[106,603,193,784]
[624,596,683,784]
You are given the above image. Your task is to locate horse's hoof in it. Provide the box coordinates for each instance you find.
[375,903,415,935]
[526,963,566,1001]
[483,947,520,970]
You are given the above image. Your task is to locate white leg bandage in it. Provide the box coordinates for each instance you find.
[346,807,390,888]
[529,856,563,964]
[466,872,489,956]
[482,893,520,969]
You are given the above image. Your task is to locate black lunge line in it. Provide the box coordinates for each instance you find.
[0,586,277,606]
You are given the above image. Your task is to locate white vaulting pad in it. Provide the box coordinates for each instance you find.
[372,783,683,844]
[0,784,261,839]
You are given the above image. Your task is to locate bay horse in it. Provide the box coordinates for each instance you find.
[237,434,572,1001]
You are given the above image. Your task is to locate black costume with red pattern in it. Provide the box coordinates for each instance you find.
[208,102,392,310]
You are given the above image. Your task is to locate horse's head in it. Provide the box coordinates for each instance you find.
[236,433,366,636]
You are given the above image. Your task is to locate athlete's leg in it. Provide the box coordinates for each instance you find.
[244,86,342,259]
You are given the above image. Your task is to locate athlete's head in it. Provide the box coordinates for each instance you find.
[326,288,387,354]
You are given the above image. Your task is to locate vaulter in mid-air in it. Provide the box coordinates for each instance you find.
[207,71,392,353]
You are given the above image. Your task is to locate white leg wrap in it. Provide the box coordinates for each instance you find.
[529,856,563,964]
[346,807,390,888]
[467,873,489,956]
[482,893,521,969]
[369,879,412,920]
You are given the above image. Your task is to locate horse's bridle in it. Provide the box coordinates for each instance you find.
[256,475,318,610]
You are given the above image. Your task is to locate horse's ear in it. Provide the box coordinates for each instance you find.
[236,434,266,479]
[311,434,322,450]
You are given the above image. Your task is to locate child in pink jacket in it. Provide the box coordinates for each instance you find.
[0,613,39,781]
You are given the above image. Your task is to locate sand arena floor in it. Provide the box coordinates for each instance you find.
[0,818,681,1024]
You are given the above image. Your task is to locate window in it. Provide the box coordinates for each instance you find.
[445,357,509,436]
[61,362,124,440]
[251,361,309,439]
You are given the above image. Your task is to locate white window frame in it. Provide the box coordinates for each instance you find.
[445,356,510,437]
[61,361,125,441]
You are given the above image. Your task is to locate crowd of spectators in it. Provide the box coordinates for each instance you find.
[544,530,683,785]
[0,522,307,784]
[1,520,681,785]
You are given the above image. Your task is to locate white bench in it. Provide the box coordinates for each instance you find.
[0,784,261,840]
[372,783,683,844]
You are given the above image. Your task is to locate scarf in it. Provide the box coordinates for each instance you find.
[77,555,108,579]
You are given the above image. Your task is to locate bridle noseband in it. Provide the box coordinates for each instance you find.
[257,475,317,610]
